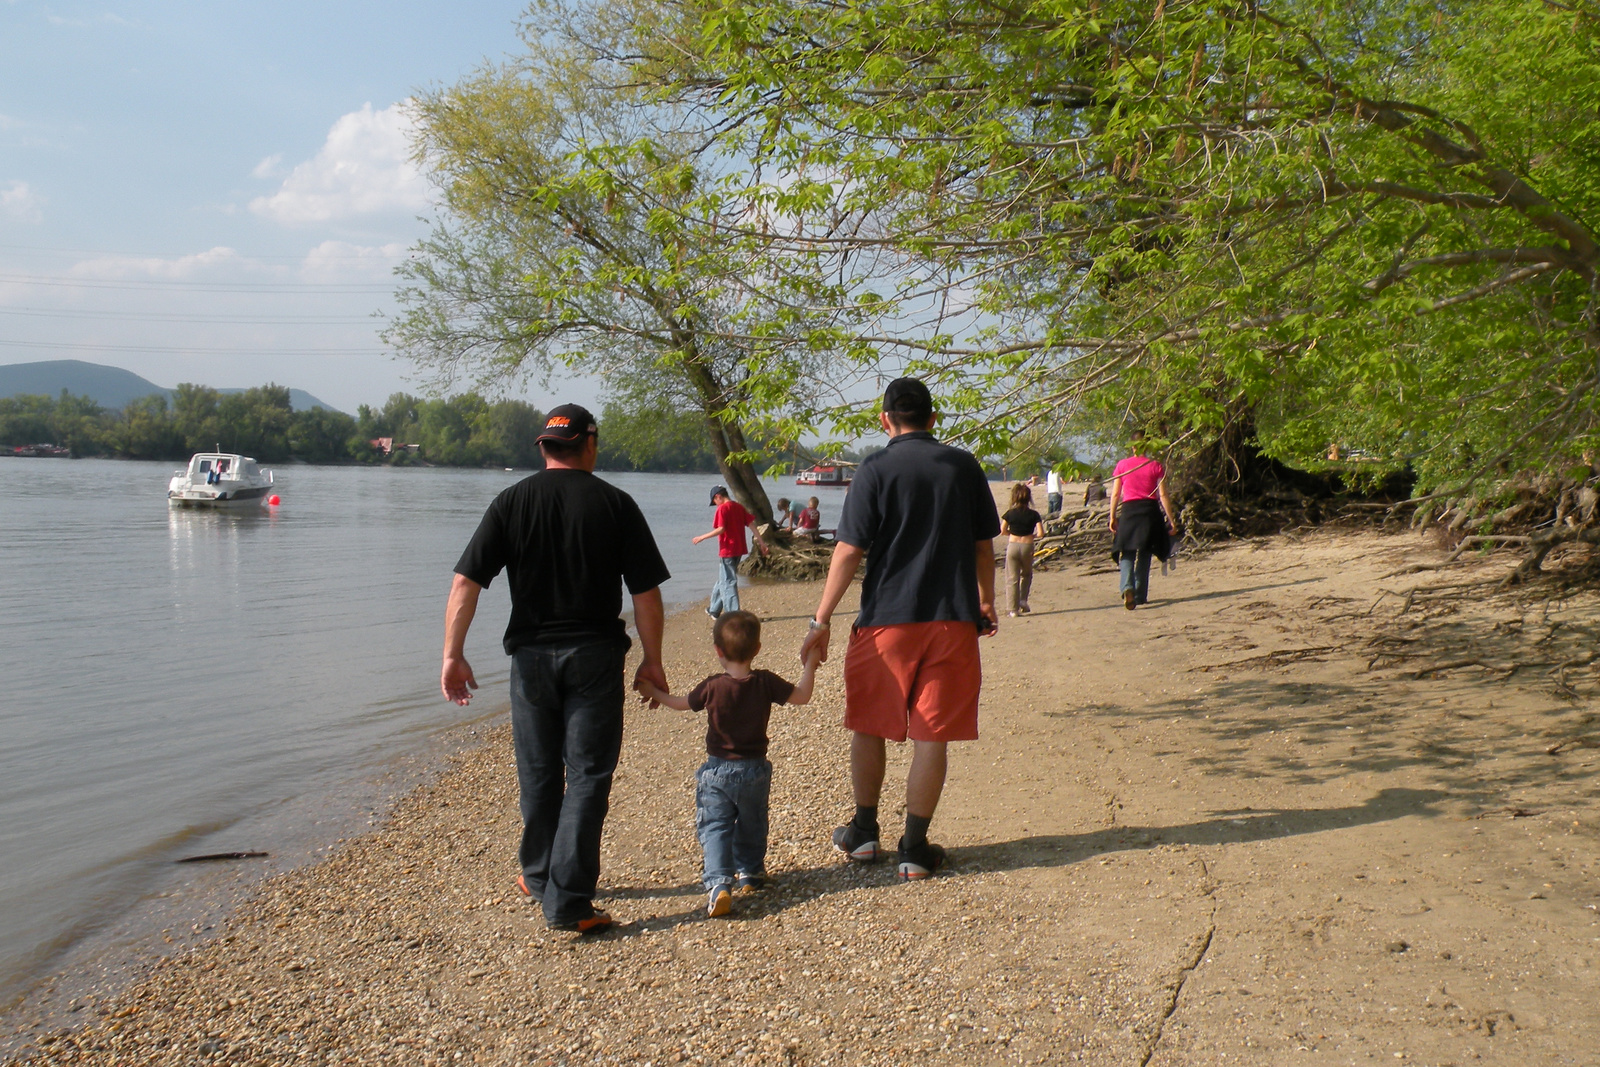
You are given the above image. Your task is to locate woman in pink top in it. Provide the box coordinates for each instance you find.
[1108,431,1178,610]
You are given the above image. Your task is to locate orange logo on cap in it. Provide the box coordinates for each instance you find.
[546,416,571,427]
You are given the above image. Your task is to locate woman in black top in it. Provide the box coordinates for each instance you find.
[1000,482,1042,615]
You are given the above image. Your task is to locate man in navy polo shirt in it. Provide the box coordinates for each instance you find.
[799,378,1000,880]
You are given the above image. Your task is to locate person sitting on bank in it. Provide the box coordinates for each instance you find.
[1107,431,1178,610]
[637,611,821,918]
[795,497,822,540]
[773,498,800,531]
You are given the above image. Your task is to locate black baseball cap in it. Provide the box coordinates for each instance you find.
[709,484,729,505]
[535,403,597,444]
[883,376,933,420]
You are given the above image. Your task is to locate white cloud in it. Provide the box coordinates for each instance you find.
[299,240,408,282]
[249,102,430,224]
[1,180,43,223]
[69,246,244,279]
[46,12,132,27]
[251,154,284,180]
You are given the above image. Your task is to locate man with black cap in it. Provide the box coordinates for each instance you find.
[692,484,768,618]
[799,377,1001,881]
[441,403,671,934]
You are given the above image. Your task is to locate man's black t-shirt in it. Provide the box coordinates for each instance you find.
[454,469,670,652]
[834,431,1001,627]
[687,669,796,760]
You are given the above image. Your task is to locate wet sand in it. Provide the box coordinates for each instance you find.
[6,523,1600,1065]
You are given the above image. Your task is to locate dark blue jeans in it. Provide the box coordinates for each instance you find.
[509,640,625,925]
[695,756,772,890]
[1119,550,1153,603]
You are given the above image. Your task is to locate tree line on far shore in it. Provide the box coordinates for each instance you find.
[0,385,741,472]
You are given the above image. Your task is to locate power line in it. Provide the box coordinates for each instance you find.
[0,273,395,293]
[0,307,379,325]
[0,339,386,356]
[0,241,417,262]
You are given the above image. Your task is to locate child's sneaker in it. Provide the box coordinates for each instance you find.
[832,823,881,863]
[735,873,766,892]
[707,885,733,917]
[896,838,947,881]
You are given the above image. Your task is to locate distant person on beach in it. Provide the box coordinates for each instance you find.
[1000,482,1042,616]
[773,498,800,531]
[796,496,822,540]
[1045,469,1063,517]
[692,486,768,618]
[1108,431,1177,610]
[441,403,670,935]
[638,610,821,918]
[801,377,1000,881]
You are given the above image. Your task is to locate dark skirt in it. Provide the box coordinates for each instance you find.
[1110,498,1172,563]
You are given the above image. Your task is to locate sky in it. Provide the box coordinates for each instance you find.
[0,0,600,413]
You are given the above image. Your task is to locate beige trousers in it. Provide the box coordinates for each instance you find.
[1005,541,1033,612]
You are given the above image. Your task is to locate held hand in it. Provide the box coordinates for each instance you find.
[799,623,831,665]
[977,601,1000,637]
[802,642,824,670]
[441,655,478,705]
[633,661,668,708]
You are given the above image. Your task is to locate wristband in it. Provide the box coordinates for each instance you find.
[808,619,830,631]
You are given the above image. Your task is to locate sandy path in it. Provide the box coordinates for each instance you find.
[6,526,1600,1065]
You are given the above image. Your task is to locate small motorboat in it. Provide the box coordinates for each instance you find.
[168,453,275,508]
[795,461,854,487]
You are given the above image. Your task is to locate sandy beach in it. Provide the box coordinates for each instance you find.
[6,511,1600,1065]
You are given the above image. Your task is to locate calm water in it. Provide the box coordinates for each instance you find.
[0,459,780,1004]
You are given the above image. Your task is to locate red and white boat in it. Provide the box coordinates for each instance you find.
[795,462,853,487]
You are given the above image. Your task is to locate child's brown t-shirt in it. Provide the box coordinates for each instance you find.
[686,669,796,760]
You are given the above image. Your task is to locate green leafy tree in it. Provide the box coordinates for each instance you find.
[384,5,863,524]
[289,407,360,463]
[113,395,185,459]
[685,0,1600,505]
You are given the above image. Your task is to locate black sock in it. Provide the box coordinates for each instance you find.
[852,805,879,834]
[903,813,932,849]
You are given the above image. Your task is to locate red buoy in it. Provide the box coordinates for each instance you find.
[268,495,281,506]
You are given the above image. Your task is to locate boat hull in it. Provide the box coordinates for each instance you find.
[168,485,273,508]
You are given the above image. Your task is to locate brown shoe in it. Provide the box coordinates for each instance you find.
[1123,590,1136,611]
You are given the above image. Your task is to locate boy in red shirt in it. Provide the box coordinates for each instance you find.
[639,611,820,917]
[692,485,768,617]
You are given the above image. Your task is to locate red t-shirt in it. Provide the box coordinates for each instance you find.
[1113,455,1164,501]
[715,499,750,557]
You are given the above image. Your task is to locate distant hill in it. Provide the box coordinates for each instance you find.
[0,360,339,413]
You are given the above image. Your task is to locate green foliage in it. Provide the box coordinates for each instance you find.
[681,0,1600,495]
[596,402,723,472]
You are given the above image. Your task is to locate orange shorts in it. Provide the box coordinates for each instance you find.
[842,621,981,742]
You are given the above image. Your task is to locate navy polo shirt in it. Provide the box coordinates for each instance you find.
[835,431,1001,627]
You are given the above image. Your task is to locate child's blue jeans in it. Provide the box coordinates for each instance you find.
[695,755,771,890]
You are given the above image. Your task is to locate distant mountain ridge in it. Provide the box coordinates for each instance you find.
[0,360,339,414]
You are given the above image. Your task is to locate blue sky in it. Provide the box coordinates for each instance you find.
[0,1,601,412]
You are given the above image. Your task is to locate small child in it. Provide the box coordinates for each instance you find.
[640,610,820,917]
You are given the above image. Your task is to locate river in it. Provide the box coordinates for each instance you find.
[0,459,821,1008]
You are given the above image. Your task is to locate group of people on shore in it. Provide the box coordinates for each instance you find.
[439,379,1175,931]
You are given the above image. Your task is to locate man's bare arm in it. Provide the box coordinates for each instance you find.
[442,574,483,705]
[631,586,667,705]
[975,538,998,635]
[801,541,866,664]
